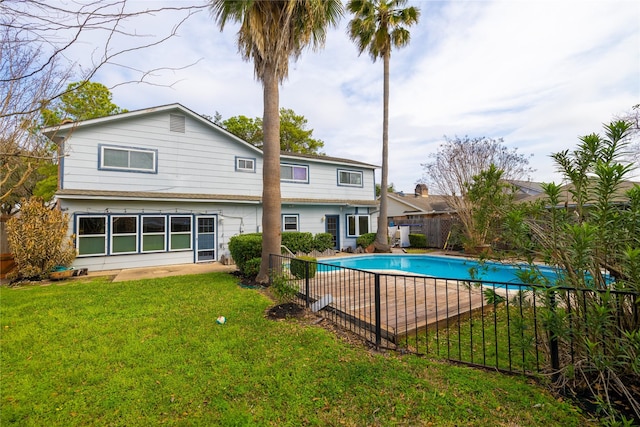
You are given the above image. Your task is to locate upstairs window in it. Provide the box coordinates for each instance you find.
[338,169,363,187]
[235,157,256,172]
[100,145,157,173]
[281,163,308,183]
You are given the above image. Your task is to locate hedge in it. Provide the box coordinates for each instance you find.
[409,233,427,248]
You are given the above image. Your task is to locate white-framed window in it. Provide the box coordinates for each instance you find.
[282,214,299,232]
[235,156,256,172]
[77,216,107,256]
[141,216,166,252]
[111,216,138,254]
[346,214,370,237]
[281,163,308,183]
[170,216,192,251]
[99,144,157,173]
[338,169,363,187]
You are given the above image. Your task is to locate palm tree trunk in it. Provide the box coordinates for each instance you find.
[257,65,282,283]
[375,50,390,251]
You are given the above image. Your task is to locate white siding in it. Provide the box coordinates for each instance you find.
[53,105,379,271]
[60,110,376,202]
[61,112,264,197]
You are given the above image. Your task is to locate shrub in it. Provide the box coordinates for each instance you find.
[356,233,376,248]
[290,256,317,279]
[281,232,313,254]
[228,233,262,275]
[312,233,334,252]
[271,274,299,303]
[409,234,427,248]
[6,197,76,281]
[243,258,261,278]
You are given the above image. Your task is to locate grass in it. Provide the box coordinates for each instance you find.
[1,273,594,426]
[404,299,546,374]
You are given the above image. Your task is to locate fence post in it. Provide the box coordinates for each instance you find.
[304,260,310,308]
[374,273,381,347]
[549,290,560,378]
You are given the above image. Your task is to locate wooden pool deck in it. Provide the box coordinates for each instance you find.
[294,269,487,341]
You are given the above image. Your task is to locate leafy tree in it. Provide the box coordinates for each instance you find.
[40,81,127,126]
[220,115,263,146]
[6,197,76,281]
[25,81,128,203]
[347,0,420,252]
[210,0,343,284]
[420,135,533,252]
[506,120,639,422]
[465,164,515,250]
[375,182,395,197]
[218,108,324,154]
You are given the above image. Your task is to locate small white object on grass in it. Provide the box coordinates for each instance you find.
[216,316,226,324]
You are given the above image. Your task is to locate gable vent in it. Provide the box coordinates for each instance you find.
[170,114,186,133]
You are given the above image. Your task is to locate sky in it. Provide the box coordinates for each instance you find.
[64,0,639,193]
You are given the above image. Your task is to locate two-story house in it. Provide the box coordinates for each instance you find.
[43,104,378,272]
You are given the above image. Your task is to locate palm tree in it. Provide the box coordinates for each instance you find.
[347,0,419,251]
[210,1,343,283]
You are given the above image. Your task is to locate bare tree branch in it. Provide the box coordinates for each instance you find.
[1,0,208,211]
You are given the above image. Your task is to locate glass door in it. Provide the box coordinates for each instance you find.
[196,216,216,262]
[325,215,339,250]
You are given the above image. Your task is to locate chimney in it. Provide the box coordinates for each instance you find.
[415,184,428,198]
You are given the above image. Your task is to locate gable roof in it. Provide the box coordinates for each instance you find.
[388,192,455,215]
[42,103,379,170]
[506,179,545,200]
[518,180,639,205]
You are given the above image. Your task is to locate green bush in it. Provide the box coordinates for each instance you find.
[290,256,317,279]
[409,234,427,248]
[356,233,376,248]
[6,197,76,281]
[312,233,334,252]
[271,274,299,303]
[281,232,313,254]
[243,258,261,278]
[228,233,262,275]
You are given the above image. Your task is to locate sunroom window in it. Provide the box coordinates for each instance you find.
[77,216,107,256]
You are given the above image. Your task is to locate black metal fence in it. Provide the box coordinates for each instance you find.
[270,254,640,376]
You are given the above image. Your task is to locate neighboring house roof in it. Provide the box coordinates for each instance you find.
[387,192,455,216]
[55,189,377,207]
[518,180,639,205]
[506,180,545,200]
[43,103,379,170]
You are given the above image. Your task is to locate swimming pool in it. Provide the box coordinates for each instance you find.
[320,254,557,285]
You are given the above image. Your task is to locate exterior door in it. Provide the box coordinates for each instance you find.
[325,215,339,250]
[196,216,216,262]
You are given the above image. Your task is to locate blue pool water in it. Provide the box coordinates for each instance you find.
[320,254,557,285]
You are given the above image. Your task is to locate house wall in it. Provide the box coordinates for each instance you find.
[59,111,376,202]
[54,106,378,271]
[61,197,373,272]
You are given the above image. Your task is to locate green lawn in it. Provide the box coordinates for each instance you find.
[1,273,593,426]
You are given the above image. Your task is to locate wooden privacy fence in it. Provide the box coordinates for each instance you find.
[392,216,459,249]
